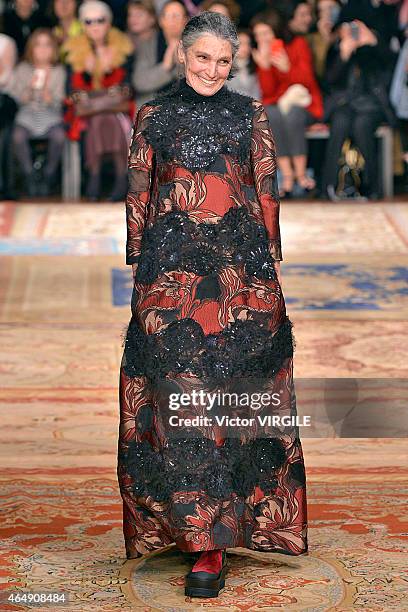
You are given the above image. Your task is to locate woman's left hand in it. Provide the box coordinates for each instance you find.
[274,261,282,287]
[270,49,290,73]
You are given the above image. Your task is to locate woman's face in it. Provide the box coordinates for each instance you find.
[54,0,76,21]
[32,33,54,65]
[289,3,312,33]
[16,0,35,14]
[318,0,337,20]
[159,2,188,39]
[82,8,110,44]
[208,3,230,19]
[237,32,251,60]
[252,23,275,47]
[178,34,233,96]
[127,5,155,34]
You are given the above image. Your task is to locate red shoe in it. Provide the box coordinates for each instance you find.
[185,549,227,598]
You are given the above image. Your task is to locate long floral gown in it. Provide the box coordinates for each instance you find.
[117,77,308,559]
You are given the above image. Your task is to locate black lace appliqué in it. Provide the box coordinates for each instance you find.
[142,78,254,172]
[119,432,287,501]
[135,205,277,284]
[122,314,295,382]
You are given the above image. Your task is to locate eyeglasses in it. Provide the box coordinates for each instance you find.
[84,16,107,25]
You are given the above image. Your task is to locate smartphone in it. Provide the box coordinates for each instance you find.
[270,38,284,55]
[32,68,47,89]
[350,22,359,41]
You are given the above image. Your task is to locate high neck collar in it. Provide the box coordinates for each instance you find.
[177,76,229,102]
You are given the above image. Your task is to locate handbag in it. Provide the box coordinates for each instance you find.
[71,84,132,117]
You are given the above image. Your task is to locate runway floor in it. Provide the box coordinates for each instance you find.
[0,200,407,611]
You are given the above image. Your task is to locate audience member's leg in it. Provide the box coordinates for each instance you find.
[265,104,294,195]
[285,107,316,189]
[12,125,36,196]
[321,107,352,195]
[352,111,383,197]
[44,125,65,183]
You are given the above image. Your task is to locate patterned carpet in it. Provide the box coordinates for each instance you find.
[0,200,407,611]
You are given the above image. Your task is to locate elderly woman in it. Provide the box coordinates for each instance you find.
[63,0,134,201]
[118,11,308,599]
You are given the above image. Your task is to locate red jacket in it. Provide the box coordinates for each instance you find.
[256,35,323,121]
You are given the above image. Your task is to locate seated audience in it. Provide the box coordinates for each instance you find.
[6,29,66,197]
[131,0,188,107]
[3,0,53,57]
[0,35,18,199]
[63,0,134,201]
[251,8,323,197]
[200,0,240,24]
[322,19,397,200]
[226,27,261,99]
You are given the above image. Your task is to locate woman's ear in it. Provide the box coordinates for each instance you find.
[177,40,185,65]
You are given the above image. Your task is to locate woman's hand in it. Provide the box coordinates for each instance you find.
[270,49,290,73]
[162,39,179,71]
[132,263,138,280]
[354,20,378,47]
[252,42,272,69]
[274,261,282,287]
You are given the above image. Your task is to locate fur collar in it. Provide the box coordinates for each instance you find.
[63,27,133,86]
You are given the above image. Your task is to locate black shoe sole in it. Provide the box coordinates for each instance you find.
[184,561,228,598]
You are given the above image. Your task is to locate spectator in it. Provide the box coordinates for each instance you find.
[3,0,53,57]
[226,27,261,98]
[0,34,17,89]
[51,0,83,58]
[131,0,188,106]
[251,9,323,196]
[285,0,313,36]
[127,0,157,53]
[200,0,241,24]
[307,0,341,83]
[321,19,397,200]
[390,9,408,174]
[0,34,18,199]
[63,0,134,201]
[6,29,66,197]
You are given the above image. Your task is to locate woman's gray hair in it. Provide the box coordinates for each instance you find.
[179,12,240,80]
[79,0,113,23]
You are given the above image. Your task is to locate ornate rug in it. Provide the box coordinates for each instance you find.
[0,201,407,610]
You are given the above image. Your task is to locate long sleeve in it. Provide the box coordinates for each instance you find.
[250,100,283,262]
[125,103,155,265]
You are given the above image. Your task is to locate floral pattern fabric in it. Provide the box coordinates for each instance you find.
[117,78,308,559]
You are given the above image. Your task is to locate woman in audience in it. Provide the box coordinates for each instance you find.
[131,0,188,106]
[322,19,397,200]
[7,29,66,197]
[51,0,83,57]
[307,0,341,84]
[63,0,134,201]
[3,0,53,57]
[200,0,240,24]
[226,27,261,98]
[127,0,157,53]
[251,9,323,197]
[0,35,18,199]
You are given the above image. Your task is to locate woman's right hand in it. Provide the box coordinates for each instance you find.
[162,39,179,71]
[132,263,139,280]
